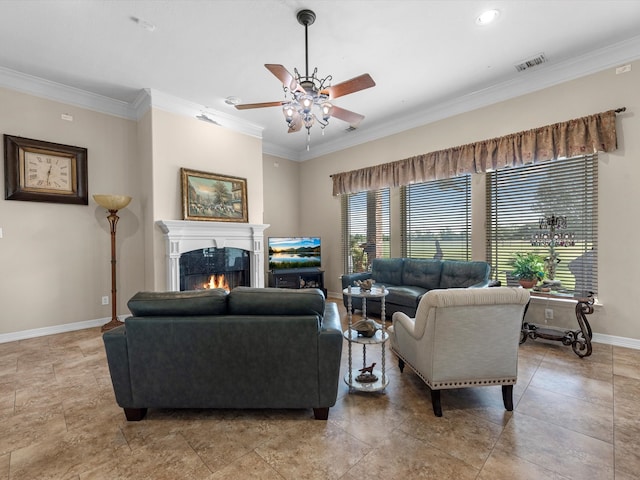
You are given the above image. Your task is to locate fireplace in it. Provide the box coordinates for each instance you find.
[157,220,269,291]
[180,247,249,291]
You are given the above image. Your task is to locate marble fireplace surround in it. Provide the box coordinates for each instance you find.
[157,220,269,291]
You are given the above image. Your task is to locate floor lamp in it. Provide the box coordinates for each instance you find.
[94,194,132,332]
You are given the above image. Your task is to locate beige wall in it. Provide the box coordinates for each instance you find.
[136,109,155,291]
[298,60,640,342]
[263,154,300,238]
[0,87,144,335]
[262,154,302,284]
[0,91,264,337]
[2,60,639,344]
[147,108,264,290]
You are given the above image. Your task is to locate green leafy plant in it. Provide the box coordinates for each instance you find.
[510,252,545,281]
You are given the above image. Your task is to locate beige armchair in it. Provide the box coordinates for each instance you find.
[389,287,530,416]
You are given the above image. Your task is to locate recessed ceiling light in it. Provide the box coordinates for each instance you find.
[476,9,500,25]
[225,96,241,106]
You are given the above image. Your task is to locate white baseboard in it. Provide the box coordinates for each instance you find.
[2,314,639,351]
[328,291,640,351]
[592,333,640,350]
[0,316,125,344]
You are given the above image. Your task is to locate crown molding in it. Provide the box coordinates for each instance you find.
[294,33,640,161]
[0,68,263,139]
[262,140,299,161]
[131,88,152,120]
[1,33,639,161]
[0,66,135,119]
[137,89,263,139]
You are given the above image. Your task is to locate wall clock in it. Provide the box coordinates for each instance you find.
[4,135,88,205]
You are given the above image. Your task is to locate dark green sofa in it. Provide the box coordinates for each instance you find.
[103,287,343,421]
[341,258,491,318]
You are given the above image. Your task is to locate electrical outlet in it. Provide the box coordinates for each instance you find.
[101,296,109,305]
[545,308,554,321]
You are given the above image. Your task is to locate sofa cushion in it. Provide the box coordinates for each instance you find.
[439,260,490,288]
[127,289,229,316]
[227,287,325,318]
[371,258,404,286]
[402,259,442,289]
[384,285,428,308]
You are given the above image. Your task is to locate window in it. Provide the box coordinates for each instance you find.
[341,189,390,273]
[401,175,471,260]
[486,155,598,293]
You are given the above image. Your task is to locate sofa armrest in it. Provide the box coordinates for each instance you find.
[468,280,490,288]
[102,325,134,407]
[391,311,417,338]
[317,302,343,407]
[390,311,431,373]
[321,302,342,334]
[341,272,371,310]
[341,272,372,289]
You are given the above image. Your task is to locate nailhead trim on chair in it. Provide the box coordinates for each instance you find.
[433,378,516,388]
[391,347,516,390]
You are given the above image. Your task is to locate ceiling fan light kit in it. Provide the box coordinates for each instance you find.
[235,9,375,150]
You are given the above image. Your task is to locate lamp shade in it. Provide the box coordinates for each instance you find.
[93,194,132,211]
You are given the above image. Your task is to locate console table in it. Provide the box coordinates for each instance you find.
[520,290,595,357]
[343,286,389,392]
[268,268,327,297]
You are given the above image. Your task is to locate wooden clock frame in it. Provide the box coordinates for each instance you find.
[4,135,88,205]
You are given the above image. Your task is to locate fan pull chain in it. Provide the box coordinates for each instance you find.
[307,130,311,151]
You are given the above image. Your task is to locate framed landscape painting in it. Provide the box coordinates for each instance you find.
[181,168,248,222]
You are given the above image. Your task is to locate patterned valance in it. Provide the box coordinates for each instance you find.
[332,109,621,195]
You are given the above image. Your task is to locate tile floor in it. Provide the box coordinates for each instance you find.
[1,300,639,479]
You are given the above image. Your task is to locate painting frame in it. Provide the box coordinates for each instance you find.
[4,135,88,205]
[181,168,248,222]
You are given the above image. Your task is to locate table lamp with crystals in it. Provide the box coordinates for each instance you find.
[94,194,132,332]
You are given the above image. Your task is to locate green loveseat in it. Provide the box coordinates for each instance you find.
[103,287,343,421]
[341,258,491,318]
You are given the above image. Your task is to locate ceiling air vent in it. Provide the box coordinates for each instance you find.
[345,126,357,132]
[196,113,220,125]
[515,53,547,72]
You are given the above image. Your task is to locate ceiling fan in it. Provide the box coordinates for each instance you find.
[235,9,375,148]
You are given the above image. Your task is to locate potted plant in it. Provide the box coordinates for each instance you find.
[509,252,545,288]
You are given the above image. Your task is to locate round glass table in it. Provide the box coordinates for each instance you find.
[342,285,390,392]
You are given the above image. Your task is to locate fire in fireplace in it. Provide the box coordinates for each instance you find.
[204,274,230,291]
[180,247,249,292]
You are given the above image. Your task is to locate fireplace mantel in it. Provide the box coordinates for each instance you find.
[157,220,269,291]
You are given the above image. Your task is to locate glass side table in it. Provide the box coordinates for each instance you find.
[342,285,389,392]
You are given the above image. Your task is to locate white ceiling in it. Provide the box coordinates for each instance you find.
[1,0,639,161]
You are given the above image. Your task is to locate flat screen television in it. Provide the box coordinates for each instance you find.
[268,236,321,271]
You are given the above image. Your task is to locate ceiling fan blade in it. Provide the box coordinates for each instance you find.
[265,64,305,93]
[330,106,365,127]
[235,101,285,110]
[323,73,376,99]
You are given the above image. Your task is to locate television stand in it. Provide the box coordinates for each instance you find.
[268,268,326,297]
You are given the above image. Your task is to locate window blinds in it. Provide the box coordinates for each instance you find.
[486,155,598,294]
[401,175,471,260]
[341,189,390,274]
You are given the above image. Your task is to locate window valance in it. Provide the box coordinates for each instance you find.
[332,109,622,196]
